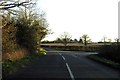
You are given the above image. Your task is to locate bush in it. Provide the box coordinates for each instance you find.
[36,48,47,56]
[2,18,18,54]
[2,8,49,61]
[98,44,120,63]
[88,54,120,70]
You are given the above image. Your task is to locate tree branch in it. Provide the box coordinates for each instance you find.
[0,1,32,10]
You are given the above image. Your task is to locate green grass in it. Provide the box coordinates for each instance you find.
[2,54,37,78]
[3,48,47,78]
[88,54,120,70]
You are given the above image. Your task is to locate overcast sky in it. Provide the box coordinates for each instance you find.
[37,0,119,42]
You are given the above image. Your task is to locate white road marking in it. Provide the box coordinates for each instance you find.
[62,56,66,61]
[60,54,75,80]
[66,63,75,80]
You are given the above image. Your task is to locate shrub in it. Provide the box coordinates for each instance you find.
[2,8,49,60]
[2,18,18,54]
[88,54,120,70]
[36,48,47,56]
[98,44,120,63]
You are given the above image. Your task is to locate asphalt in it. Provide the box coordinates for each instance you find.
[4,48,120,80]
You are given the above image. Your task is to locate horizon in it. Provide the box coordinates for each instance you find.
[37,0,119,42]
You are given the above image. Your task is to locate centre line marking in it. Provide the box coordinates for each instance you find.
[66,63,75,80]
[62,56,66,61]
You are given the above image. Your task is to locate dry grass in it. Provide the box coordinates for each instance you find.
[41,43,82,46]
[3,48,28,61]
[41,43,109,47]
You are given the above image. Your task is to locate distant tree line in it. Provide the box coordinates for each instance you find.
[42,32,119,47]
[42,32,92,47]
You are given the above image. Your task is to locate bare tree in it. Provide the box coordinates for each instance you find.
[82,34,91,46]
[0,0,35,10]
[114,38,120,45]
[0,0,37,28]
[103,36,107,42]
[102,36,108,45]
[59,32,72,47]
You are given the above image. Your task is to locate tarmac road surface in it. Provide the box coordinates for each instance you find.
[6,49,120,80]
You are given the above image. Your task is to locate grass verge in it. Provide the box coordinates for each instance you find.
[2,54,37,78]
[87,54,120,71]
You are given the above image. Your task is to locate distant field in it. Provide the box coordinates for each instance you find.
[41,43,80,46]
[41,43,112,51]
[41,43,111,47]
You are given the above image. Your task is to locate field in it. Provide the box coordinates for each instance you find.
[41,43,111,52]
[41,42,120,63]
[41,43,111,47]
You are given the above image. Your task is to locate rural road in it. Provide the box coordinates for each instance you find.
[6,48,120,80]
